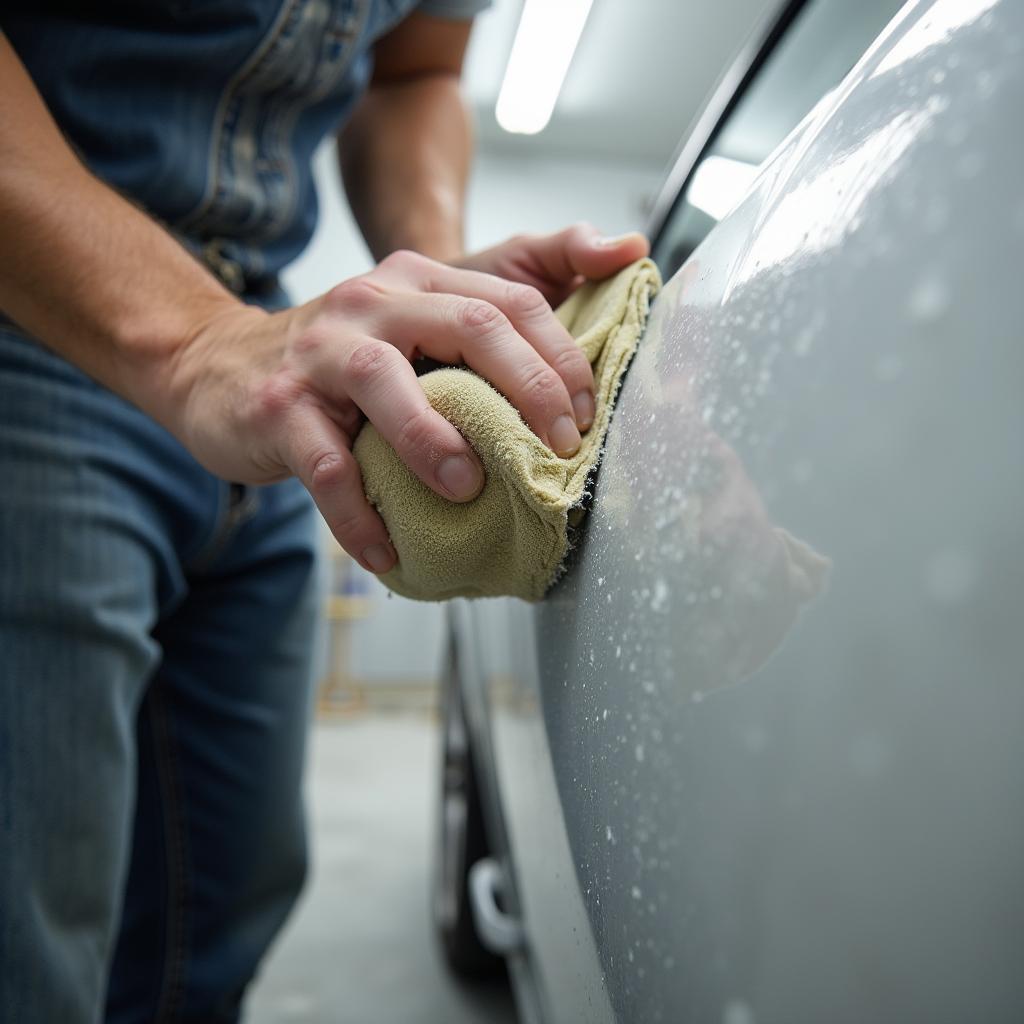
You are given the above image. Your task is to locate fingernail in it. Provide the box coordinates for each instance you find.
[549,414,581,458]
[437,453,483,500]
[362,542,396,574]
[572,390,595,431]
[596,232,637,247]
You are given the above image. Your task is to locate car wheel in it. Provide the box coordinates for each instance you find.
[433,636,504,978]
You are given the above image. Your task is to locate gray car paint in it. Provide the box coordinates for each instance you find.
[456,0,1024,1020]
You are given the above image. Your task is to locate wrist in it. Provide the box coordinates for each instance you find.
[119,296,264,439]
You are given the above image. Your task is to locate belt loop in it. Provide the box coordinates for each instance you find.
[200,239,246,294]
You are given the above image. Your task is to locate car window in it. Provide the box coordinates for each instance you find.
[651,0,906,279]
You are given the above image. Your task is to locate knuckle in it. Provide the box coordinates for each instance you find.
[346,340,396,387]
[564,221,597,250]
[326,275,383,314]
[552,345,590,379]
[380,248,422,275]
[506,283,549,319]
[394,406,440,461]
[520,363,564,409]
[455,298,507,335]
[252,375,299,425]
[310,451,357,493]
[292,324,329,358]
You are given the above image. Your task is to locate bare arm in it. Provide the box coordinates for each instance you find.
[0,33,241,429]
[0,31,606,574]
[338,13,473,262]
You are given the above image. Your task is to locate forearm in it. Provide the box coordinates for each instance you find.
[0,36,245,426]
[338,72,471,262]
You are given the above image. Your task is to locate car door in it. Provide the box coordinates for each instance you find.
[460,0,1024,1020]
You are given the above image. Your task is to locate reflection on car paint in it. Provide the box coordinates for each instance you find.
[596,263,831,697]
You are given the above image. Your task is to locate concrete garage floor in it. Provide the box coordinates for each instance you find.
[247,713,519,1024]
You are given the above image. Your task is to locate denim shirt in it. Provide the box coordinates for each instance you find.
[2,0,489,292]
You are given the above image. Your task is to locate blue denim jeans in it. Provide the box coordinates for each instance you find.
[0,325,321,1021]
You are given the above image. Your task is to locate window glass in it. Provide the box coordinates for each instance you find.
[652,0,905,279]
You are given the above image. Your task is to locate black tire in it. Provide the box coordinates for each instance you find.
[433,637,505,978]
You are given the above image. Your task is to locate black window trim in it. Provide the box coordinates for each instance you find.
[646,0,811,251]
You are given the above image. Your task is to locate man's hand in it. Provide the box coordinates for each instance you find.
[454,223,650,307]
[1,33,650,578]
[168,244,631,574]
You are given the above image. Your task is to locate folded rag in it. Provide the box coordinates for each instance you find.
[353,257,662,601]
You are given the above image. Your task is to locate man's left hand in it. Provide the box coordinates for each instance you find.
[454,223,650,308]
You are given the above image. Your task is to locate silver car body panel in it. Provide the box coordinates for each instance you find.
[456,0,1024,1020]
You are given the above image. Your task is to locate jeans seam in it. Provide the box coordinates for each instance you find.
[185,482,261,575]
[259,0,369,244]
[176,0,366,257]
[148,683,191,1023]
[174,0,301,234]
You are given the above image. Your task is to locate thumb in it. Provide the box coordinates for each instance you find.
[560,224,650,280]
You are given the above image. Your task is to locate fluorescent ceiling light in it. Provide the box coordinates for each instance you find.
[495,0,594,135]
[686,155,760,222]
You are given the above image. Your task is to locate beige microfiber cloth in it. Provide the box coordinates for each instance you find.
[353,258,662,601]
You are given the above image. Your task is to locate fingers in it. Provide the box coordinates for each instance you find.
[283,405,397,574]
[414,262,596,431]
[522,223,650,284]
[336,338,485,502]
[373,290,584,457]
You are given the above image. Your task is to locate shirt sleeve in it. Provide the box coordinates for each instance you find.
[416,0,492,20]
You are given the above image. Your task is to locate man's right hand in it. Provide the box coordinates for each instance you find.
[0,36,613,576]
[165,248,596,574]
